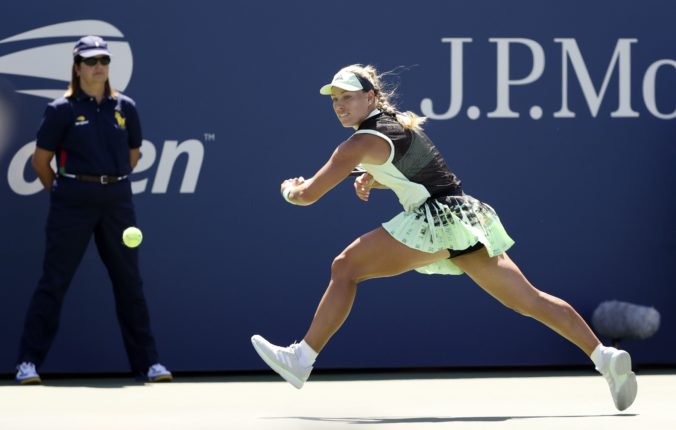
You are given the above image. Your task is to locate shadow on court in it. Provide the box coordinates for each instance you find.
[40,379,145,388]
[0,377,145,389]
[269,414,638,424]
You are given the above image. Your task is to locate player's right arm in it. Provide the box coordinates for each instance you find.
[283,133,390,205]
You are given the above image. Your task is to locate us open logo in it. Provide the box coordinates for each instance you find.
[0,20,205,196]
[0,19,133,100]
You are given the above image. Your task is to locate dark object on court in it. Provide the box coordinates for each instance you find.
[592,300,660,347]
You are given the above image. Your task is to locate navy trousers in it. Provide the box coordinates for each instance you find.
[17,177,159,375]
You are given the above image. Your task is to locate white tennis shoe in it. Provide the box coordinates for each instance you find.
[147,363,173,382]
[16,362,41,385]
[251,335,312,389]
[600,348,637,411]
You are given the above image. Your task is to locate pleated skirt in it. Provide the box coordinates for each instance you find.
[382,194,515,275]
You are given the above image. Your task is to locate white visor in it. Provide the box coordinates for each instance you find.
[319,71,369,95]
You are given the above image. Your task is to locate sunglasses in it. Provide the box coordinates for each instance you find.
[81,56,111,66]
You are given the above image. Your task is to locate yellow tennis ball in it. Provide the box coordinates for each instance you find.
[122,226,143,248]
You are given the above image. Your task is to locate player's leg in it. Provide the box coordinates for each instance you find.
[303,226,449,352]
[452,248,636,410]
[452,248,599,354]
[251,226,449,388]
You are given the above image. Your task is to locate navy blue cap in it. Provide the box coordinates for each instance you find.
[73,35,111,58]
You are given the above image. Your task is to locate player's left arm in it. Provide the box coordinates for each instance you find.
[283,133,389,205]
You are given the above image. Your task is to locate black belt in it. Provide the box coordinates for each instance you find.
[60,173,128,184]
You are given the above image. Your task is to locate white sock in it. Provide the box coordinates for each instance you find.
[297,340,318,367]
[590,344,614,373]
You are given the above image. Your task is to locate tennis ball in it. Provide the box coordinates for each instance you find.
[122,226,143,248]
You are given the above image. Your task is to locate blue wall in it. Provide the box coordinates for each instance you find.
[0,1,674,374]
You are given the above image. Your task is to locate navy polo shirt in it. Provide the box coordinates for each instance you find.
[36,92,142,177]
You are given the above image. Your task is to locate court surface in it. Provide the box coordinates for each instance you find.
[0,370,673,430]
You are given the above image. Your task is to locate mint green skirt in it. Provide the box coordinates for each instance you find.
[382,194,515,275]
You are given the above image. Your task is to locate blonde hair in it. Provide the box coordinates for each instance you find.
[64,59,117,98]
[338,64,427,131]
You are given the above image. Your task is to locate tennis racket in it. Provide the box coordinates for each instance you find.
[349,167,368,177]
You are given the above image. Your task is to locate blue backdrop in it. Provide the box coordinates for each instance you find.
[0,1,674,374]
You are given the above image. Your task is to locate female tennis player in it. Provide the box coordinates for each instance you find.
[251,64,637,411]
